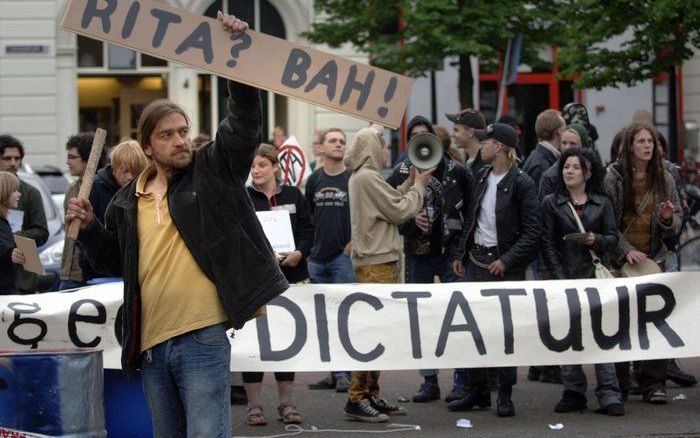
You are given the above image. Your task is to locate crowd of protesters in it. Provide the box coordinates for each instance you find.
[1,14,699,435]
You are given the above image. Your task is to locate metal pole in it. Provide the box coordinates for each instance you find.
[496,38,512,120]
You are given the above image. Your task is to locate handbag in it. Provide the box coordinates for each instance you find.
[567,201,614,279]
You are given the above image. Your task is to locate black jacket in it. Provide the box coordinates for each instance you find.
[247,184,314,283]
[0,217,17,294]
[387,155,473,257]
[541,192,618,279]
[468,148,486,178]
[523,143,558,187]
[79,82,289,376]
[457,164,540,273]
[91,165,121,223]
[80,165,122,281]
[538,161,560,201]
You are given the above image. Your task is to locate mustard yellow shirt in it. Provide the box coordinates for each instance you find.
[136,165,227,352]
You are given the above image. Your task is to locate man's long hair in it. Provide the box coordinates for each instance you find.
[137,100,190,151]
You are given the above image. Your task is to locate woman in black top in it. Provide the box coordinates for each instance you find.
[541,148,624,416]
[242,144,314,426]
[0,171,22,294]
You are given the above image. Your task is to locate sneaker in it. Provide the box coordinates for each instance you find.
[496,395,515,417]
[447,391,491,412]
[335,375,350,392]
[643,389,667,405]
[344,398,389,423]
[667,359,698,387]
[554,390,587,413]
[370,397,407,415]
[412,382,440,403]
[308,374,336,390]
[594,403,625,416]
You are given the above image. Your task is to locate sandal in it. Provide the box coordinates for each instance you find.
[246,406,266,426]
[277,403,302,424]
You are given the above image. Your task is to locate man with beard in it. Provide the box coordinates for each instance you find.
[65,13,288,437]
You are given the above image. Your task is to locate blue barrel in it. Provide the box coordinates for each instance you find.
[0,349,106,437]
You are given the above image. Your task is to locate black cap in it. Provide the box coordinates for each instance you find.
[446,109,486,129]
[474,123,519,149]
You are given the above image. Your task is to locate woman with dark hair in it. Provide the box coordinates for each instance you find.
[541,147,624,415]
[242,143,314,426]
[604,122,682,404]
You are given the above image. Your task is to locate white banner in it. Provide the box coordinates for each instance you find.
[1,273,699,371]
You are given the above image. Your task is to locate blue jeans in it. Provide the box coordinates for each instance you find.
[307,253,355,380]
[307,253,356,284]
[141,323,231,438]
[406,254,468,383]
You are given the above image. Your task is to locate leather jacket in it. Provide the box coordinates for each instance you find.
[541,192,618,279]
[387,155,473,257]
[79,82,289,376]
[457,164,540,273]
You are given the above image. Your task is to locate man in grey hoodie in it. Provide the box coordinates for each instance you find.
[342,125,433,422]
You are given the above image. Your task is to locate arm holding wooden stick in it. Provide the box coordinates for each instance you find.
[66,128,106,240]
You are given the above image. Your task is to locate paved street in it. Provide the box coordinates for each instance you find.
[231,358,700,437]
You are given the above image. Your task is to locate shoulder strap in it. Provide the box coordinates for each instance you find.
[567,201,601,264]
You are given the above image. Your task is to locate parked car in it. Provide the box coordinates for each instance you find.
[34,165,71,216]
[17,171,64,291]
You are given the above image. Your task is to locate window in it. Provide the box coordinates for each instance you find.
[76,36,168,72]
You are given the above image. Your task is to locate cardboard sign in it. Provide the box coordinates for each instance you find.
[256,210,295,253]
[13,236,44,275]
[61,0,414,128]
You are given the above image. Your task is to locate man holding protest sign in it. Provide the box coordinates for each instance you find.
[65,13,288,438]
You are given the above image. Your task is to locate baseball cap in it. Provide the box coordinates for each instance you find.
[445,109,486,129]
[474,123,519,149]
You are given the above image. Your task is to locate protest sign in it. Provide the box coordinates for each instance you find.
[61,0,414,128]
[1,273,699,372]
[278,136,310,188]
[256,210,295,253]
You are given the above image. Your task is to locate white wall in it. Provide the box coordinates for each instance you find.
[0,0,66,167]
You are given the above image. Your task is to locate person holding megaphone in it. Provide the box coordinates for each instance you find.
[387,116,474,406]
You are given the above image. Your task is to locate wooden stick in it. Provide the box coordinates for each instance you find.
[67,128,107,240]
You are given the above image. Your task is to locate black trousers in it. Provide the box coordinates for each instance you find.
[466,253,524,393]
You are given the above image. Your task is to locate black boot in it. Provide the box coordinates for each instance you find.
[447,390,491,411]
[554,390,587,413]
[527,366,541,381]
[496,386,515,417]
[667,359,697,387]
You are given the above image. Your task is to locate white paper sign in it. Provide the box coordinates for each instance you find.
[256,210,295,253]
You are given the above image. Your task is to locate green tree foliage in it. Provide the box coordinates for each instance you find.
[303,0,559,108]
[557,0,700,89]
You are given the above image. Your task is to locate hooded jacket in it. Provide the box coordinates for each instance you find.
[345,127,425,267]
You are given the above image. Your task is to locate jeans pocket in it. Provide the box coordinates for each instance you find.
[192,324,228,347]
